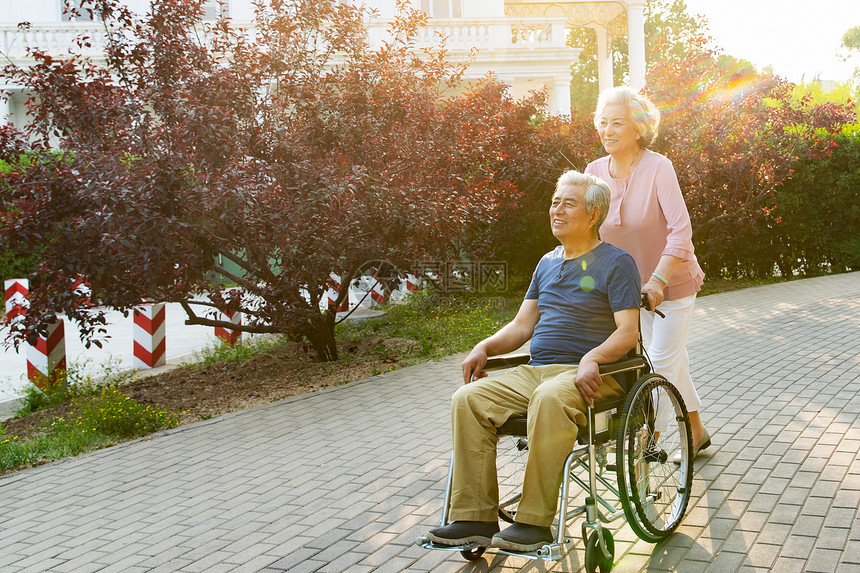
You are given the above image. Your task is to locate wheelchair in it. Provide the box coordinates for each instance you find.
[417,311,694,572]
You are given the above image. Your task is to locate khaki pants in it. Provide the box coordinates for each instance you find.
[448,364,622,527]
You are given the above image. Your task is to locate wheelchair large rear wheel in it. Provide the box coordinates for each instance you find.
[496,436,528,523]
[616,374,693,542]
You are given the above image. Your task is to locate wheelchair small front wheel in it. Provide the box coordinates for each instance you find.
[616,373,693,543]
[460,546,486,561]
[584,530,614,573]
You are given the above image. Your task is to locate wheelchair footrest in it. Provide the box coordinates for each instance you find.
[497,540,568,561]
[417,536,569,561]
[416,538,483,552]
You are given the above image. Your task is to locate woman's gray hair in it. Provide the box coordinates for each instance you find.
[594,86,661,148]
[555,170,611,237]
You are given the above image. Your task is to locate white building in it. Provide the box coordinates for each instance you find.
[0,0,646,126]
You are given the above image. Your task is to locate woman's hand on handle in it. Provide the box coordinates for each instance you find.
[645,254,683,311]
[642,276,665,311]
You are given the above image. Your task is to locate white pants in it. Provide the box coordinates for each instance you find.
[641,293,702,414]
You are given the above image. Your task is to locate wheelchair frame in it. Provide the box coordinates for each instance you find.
[417,343,695,572]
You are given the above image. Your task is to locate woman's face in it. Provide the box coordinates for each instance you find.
[596,103,641,156]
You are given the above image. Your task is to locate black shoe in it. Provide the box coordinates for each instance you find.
[491,522,553,552]
[425,521,500,547]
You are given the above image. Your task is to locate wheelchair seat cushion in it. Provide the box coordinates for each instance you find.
[499,416,528,437]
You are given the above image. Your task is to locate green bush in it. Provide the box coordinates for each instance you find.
[0,157,45,283]
[0,248,41,283]
[767,125,860,277]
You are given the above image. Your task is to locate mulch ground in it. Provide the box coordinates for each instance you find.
[1,336,417,442]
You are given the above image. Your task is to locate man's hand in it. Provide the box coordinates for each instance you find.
[459,299,538,384]
[461,346,489,385]
[575,359,602,408]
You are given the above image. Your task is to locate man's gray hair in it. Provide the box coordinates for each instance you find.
[555,170,611,237]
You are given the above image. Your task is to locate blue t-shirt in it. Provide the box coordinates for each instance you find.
[525,242,640,366]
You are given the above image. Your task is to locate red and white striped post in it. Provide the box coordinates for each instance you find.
[5,279,68,390]
[25,321,67,390]
[4,278,29,323]
[213,290,242,346]
[214,310,242,345]
[325,273,349,312]
[404,273,420,293]
[369,268,388,307]
[133,303,166,368]
[71,276,92,309]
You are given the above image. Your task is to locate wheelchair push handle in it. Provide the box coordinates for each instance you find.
[641,292,665,318]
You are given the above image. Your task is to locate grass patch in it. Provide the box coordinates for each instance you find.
[181,335,288,369]
[1,387,178,474]
[337,291,520,364]
[14,357,137,418]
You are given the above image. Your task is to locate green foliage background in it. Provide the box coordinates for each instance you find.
[0,159,41,282]
[768,125,860,274]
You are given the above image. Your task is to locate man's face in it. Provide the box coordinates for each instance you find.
[550,184,595,242]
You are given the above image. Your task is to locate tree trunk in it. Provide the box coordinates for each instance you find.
[306,314,338,362]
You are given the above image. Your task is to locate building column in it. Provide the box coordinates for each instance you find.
[626,0,646,91]
[2,94,13,126]
[552,75,572,115]
[595,26,613,93]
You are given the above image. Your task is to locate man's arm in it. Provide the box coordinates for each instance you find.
[461,298,540,384]
[574,307,639,407]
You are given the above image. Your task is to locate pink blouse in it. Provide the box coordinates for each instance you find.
[585,150,704,301]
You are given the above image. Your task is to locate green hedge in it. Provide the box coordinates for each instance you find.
[490,123,860,285]
[710,125,860,279]
[766,126,860,276]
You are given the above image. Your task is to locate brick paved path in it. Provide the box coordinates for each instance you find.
[1,273,859,572]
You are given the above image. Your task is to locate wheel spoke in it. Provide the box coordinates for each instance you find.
[616,375,693,542]
[497,434,528,523]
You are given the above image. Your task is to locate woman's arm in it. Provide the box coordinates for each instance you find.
[644,158,695,308]
[654,158,696,260]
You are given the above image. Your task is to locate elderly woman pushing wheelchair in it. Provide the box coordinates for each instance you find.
[585,86,710,463]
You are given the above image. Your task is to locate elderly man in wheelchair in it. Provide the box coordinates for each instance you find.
[418,171,694,571]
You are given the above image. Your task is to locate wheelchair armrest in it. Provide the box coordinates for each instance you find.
[484,353,530,371]
[482,354,647,376]
[599,355,647,375]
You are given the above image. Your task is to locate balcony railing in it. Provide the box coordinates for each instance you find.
[2,15,572,61]
[1,23,110,63]
[368,17,570,53]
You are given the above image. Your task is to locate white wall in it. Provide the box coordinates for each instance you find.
[3,0,63,23]
[1,1,253,26]
[229,0,255,21]
[461,0,503,18]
